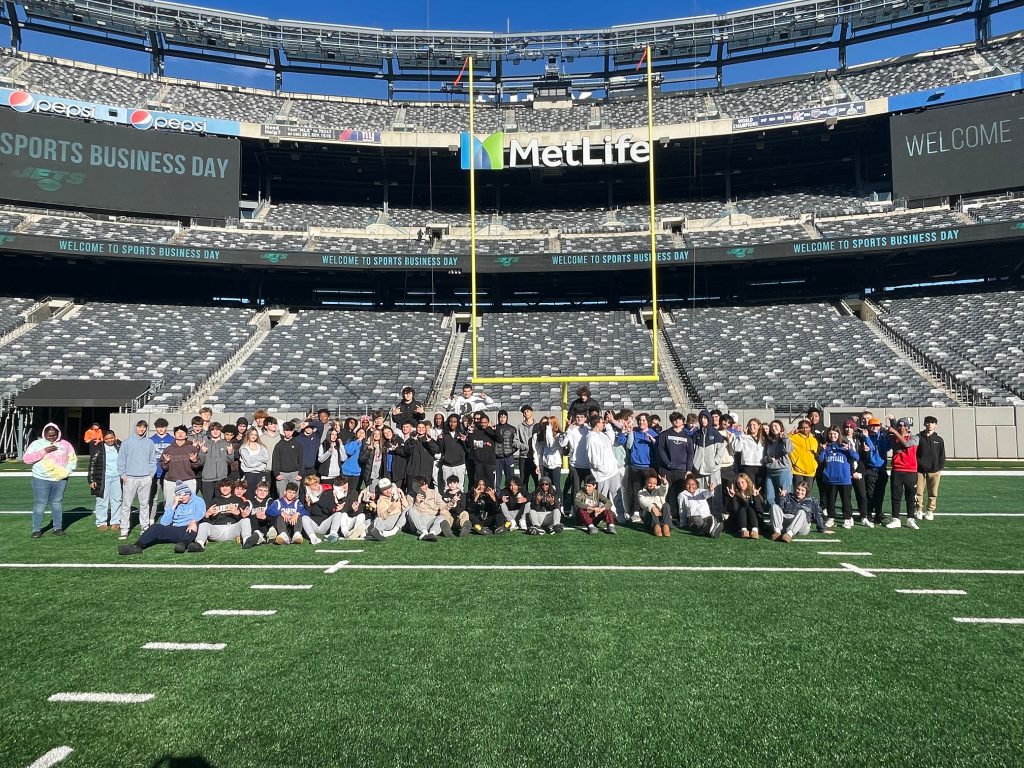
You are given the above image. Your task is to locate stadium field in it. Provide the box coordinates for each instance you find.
[2,474,1022,768]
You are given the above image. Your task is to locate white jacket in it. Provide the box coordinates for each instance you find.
[585,425,617,482]
[533,426,564,470]
[558,424,590,469]
[678,488,713,521]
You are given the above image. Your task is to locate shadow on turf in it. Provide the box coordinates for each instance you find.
[151,755,217,768]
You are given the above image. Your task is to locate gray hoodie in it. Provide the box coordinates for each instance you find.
[117,431,157,477]
[199,437,232,481]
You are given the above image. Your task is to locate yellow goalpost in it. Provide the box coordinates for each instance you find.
[466,47,661,413]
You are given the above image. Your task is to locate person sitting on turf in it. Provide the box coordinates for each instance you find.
[677,475,723,538]
[405,475,455,541]
[574,475,617,535]
[499,477,531,531]
[441,475,471,537]
[774,481,831,539]
[328,477,368,541]
[248,481,275,545]
[467,479,504,535]
[118,482,205,556]
[365,478,409,542]
[191,477,257,552]
[528,477,564,535]
[268,482,307,545]
[637,470,671,537]
[726,473,764,540]
[299,474,344,545]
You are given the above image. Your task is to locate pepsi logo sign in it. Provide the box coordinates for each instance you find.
[8,90,34,112]
[129,109,208,133]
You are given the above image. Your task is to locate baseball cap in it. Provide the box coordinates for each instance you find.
[378,478,393,491]
[897,418,911,428]
[867,418,882,426]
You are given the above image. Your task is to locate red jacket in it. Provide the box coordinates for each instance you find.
[891,433,919,473]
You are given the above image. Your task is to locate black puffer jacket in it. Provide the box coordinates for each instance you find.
[88,440,121,497]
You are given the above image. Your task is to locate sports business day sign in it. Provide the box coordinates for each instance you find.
[460,131,650,170]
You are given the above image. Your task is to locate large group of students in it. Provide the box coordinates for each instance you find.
[22,383,948,553]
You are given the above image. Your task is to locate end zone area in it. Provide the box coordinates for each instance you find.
[2,475,1023,767]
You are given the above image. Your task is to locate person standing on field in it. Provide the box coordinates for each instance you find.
[118,420,157,539]
[915,416,946,521]
[24,422,76,538]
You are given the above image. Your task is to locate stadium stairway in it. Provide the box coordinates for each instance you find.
[657,311,700,411]
[849,299,968,405]
[426,316,466,409]
[179,307,282,412]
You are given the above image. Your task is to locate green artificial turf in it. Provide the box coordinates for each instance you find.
[1,474,1023,767]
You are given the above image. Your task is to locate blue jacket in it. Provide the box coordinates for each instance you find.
[862,431,889,469]
[817,442,858,485]
[268,497,308,517]
[151,433,173,478]
[624,427,658,468]
[160,495,206,527]
[655,428,694,473]
[117,432,157,477]
[342,439,362,476]
[296,433,320,469]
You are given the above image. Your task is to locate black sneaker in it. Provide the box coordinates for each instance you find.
[552,524,565,534]
[242,533,259,549]
[367,528,386,542]
[423,533,438,542]
[52,528,66,537]
[173,541,189,554]
[186,542,205,553]
[31,530,42,539]
[118,544,143,556]
[527,526,540,535]
[458,524,470,538]
[439,520,454,538]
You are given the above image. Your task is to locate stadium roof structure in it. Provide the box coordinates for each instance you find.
[13,379,151,407]
[2,0,1021,85]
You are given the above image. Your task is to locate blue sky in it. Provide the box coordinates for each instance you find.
[8,0,1024,99]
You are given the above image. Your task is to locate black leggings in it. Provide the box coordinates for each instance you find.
[824,484,853,520]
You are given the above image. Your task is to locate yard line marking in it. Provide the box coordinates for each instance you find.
[26,746,73,768]
[324,560,349,574]
[202,609,276,617]
[250,584,313,590]
[874,568,1024,575]
[818,551,872,556]
[315,549,364,554]
[0,563,326,571]
[792,539,842,542]
[953,617,1024,625]
[142,642,226,651]
[896,589,967,595]
[841,562,876,578]
[335,564,849,573]
[942,471,1024,477]
[932,513,1024,517]
[49,692,153,704]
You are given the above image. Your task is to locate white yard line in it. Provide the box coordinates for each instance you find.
[841,562,876,578]
[250,584,313,590]
[25,747,73,768]
[792,538,842,542]
[48,692,153,704]
[895,589,967,595]
[141,642,226,651]
[332,563,847,573]
[315,549,364,554]
[953,617,1024,625]
[873,568,1024,575]
[323,559,349,574]
[932,513,1024,517]
[818,551,872,556]
[0,563,327,571]
[202,609,276,617]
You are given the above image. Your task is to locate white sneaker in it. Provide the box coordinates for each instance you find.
[119,531,129,540]
[924,512,934,521]
[630,513,642,524]
[518,519,528,531]
[907,518,920,530]
[861,518,875,528]
[308,534,322,546]
[824,519,835,529]
[842,519,854,529]
[325,532,339,542]
[885,519,902,529]
[914,511,923,520]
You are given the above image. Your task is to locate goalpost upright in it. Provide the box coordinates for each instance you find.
[467,48,660,413]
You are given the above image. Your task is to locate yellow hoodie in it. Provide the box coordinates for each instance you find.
[789,432,819,476]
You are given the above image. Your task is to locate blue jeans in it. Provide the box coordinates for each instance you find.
[31,476,68,533]
[764,467,793,507]
[95,475,123,526]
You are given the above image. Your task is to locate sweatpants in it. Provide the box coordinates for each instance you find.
[148,475,165,512]
[275,472,300,499]
[250,514,277,541]
[200,480,220,505]
[769,505,810,538]
[370,511,407,539]
[302,513,344,539]
[890,471,917,520]
[196,519,252,546]
[339,512,367,539]
[864,467,888,522]
[565,466,588,509]
[468,511,502,532]
[824,484,853,521]
[474,462,496,488]
[406,510,444,536]
[596,474,623,520]
[122,475,153,531]
[528,507,562,529]
[916,472,941,514]
[625,467,650,515]
[577,505,614,528]
[272,515,303,539]
[94,476,123,526]
[519,456,537,494]
[687,514,718,537]
[495,456,516,490]
[664,469,688,523]
[137,523,196,549]
[851,474,867,519]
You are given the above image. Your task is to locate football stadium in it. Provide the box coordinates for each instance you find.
[1,0,1023,763]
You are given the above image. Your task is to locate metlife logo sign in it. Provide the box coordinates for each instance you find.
[460,131,651,170]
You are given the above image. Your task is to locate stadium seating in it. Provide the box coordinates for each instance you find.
[0,302,256,406]
[24,217,177,242]
[688,224,809,248]
[664,303,955,409]
[314,236,433,254]
[838,49,982,100]
[285,98,395,131]
[156,82,282,124]
[965,197,1024,223]
[11,57,157,107]
[258,203,381,230]
[715,79,827,117]
[184,230,309,251]
[0,297,34,338]
[876,292,1024,405]
[815,210,964,239]
[735,186,871,219]
[451,311,673,410]
[206,310,449,411]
